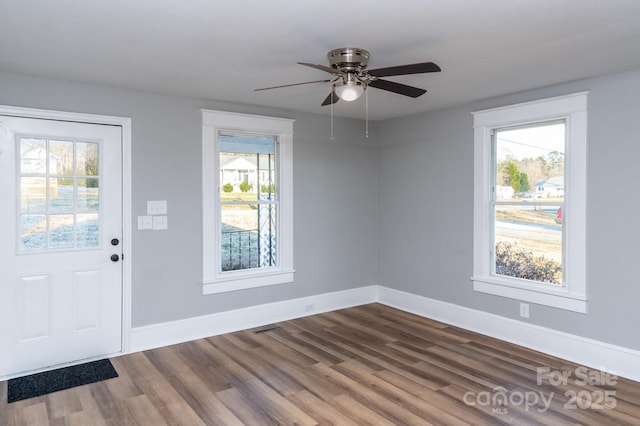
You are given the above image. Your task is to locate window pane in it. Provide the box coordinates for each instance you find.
[494,122,565,285]
[494,205,562,284]
[76,213,99,247]
[20,177,47,213]
[77,178,99,211]
[258,203,277,267]
[20,215,47,251]
[221,204,259,271]
[20,138,47,174]
[49,214,75,248]
[49,140,74,176]
[219,134,276,202]
[76,142,99,176]
[49,177,74,213]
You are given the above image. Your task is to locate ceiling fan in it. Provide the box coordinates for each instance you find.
[255,47,441,105]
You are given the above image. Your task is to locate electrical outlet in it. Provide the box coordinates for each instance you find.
[520,302,530,319]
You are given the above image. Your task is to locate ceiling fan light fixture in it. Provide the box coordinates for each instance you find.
[334,82,364,101]
[334,74,365,101]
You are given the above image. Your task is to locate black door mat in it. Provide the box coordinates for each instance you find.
[7,358,118,403]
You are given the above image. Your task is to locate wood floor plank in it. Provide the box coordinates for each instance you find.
[215,387,277,425]
[331,393,405,426]
[315,362,438,425]
[3,303,640,425]
[250,345,345,401]
[123,394,169,426]
[262,326,346,366]
[73,386,110,426]
[0,380,8,426]
[214,360,318,425]
[334,359,476,426]
[286,389,360,426]
[135,376,206,426]
[162,368,244,426]
[44,388,83,421]
[211,338,307,397]
[374,369,502,426]
[18,402,49,426]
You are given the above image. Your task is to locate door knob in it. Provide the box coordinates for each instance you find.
[110,254,120,262]
[111,238,120,246]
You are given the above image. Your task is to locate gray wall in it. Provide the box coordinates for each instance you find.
[377,68,640,350]
[0,71,379,327]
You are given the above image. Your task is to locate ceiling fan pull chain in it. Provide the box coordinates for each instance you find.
[365,87,369,139]
[330,91,335,140]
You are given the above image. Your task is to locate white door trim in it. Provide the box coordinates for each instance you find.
[0,105,132,357]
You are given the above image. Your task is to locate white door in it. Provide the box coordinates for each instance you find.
[0,115,123,377]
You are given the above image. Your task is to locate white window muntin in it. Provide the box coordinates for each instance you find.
[472,93,587,313]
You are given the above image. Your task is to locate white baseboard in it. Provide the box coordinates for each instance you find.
[377,286,640,382]
[129,286,377,353]
[128,284,640,383]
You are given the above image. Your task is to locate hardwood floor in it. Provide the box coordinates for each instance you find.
[2,303,640,425]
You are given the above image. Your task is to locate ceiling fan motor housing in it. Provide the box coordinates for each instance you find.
[328,48,370,72]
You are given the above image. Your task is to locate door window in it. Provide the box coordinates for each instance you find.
[19,137,100,252]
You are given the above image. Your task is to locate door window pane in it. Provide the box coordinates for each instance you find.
[20,138,47,174]
[49,177,74,213]
[20,215,47,251]
[77,178,99,211]
[49,215,75,249]
[76,142,99,176]
[76,213,99,247]
[49,140,74,176]
[20,177,47,213]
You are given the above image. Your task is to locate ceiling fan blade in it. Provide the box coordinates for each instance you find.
[368,79,427,98]
[298,62,343,76]
[368,62,441,77]
[255,79,331,91]
[321,92,339,106]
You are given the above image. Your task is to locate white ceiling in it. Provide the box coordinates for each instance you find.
[1,0,640,121]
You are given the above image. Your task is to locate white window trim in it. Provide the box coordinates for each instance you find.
[471,92,588,313]
[202,110,294,295]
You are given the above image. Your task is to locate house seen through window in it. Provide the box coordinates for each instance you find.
[219,133,277,272]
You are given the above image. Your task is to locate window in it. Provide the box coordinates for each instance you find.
[472,93,587,313]
[19,137,100,252]
[202,110,294,294]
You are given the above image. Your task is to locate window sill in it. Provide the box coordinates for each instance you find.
[471,276,587,313]
[203,269,295,295]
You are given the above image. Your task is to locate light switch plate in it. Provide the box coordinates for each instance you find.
[138,215,153,230]
[147,200,167,215]
[153,215,168,230]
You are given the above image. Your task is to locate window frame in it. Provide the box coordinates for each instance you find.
[471,93,588,313]
[202,110,294,295]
